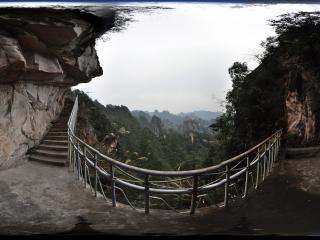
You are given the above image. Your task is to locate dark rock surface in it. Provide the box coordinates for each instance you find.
[245,25,320,147]
[0,7,115,85]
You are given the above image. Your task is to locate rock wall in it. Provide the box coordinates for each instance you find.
[0,8,115,169]
[284,67,320,147]
[0,83,66,168]
[243,29,320,147]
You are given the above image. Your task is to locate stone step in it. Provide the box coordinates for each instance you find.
[56,116,69,119]
[29,154,66,166]
[286,146,320,159]
[60,113,72,117]
[52,124,67,128]
[53,119,68,123]
[53,116,69,121]
[33,149,68,158]
[52,126,67,129]
[44,135,68,141]
[50,127,68,132]
[27,102,74,167]
[52,124,68,127]
[53,121,68,125]
[43,139,68,146]
[38,144,68,152]
[53,119,68,122]
[47,131,67,136]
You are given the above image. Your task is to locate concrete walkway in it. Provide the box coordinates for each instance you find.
[0,156,320,235]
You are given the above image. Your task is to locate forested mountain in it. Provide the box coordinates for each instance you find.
[132,109,222,134]
[74,90,219,171]
[178,111,223,122]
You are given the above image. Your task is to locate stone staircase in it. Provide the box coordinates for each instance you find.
[29,101,73,166]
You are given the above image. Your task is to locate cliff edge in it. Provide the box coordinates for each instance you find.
[0,7,116,169]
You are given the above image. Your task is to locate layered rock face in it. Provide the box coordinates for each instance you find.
[242,29,320,147]
[284,67,320,147]
[0,83,66,168]
[0,8,115,169]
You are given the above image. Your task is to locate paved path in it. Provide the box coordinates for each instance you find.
[0,156,320,235]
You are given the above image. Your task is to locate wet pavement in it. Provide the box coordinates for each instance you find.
[0,154,319,236]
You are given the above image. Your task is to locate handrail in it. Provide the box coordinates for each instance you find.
[67,95,282,214]
[68,96,78,134]
[69,128,281,177]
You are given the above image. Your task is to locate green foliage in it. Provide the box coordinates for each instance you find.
[75,90,216,171]
[74,90,113,142]
[267,11,320,68]
[209,12,320,158]
[211,55,286,158]
[269,11,320,36]
[257,36,279,63]
[210,62,251,158]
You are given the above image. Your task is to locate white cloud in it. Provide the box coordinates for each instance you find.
[75,3,320,113]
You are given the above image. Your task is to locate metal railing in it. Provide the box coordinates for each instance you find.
[67,96,282,214]
[68,96,78,172]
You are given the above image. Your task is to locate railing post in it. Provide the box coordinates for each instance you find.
[77,139,80,180]
[68,129,71,172]
[70,133,74,172]
[84,147,87,189]
[263,143,267,181]
[276,133,279,161]
[244,156,250,198]
[267,140,271,175]
[94,153,98,197]
[224,164,230,208]
[110,163,116,207]
[276,132,280,161]
[145,174,150,214]
[73,138,76,175]
[268,140,272,174]
[274,135,277,163]
[271,138,275,169]
[190,175,199,214]
[80,145,84,180]
[255,148,260,189]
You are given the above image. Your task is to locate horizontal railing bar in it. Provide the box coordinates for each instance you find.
[229,167,246,180]
[115,166,144,183]
[68,129,282,177]
[68,95,282,212]
[149,176,193,183]
[74,144,260,194]
[72,141,278,194]
[149,182,189,189]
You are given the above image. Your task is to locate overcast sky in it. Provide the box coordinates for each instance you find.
[70,3,320,113]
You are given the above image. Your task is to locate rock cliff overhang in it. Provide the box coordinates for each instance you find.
[0,7,116,86]
[0,7,116,169]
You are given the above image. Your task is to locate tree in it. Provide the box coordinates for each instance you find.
[256,36,279,63]
[210,62,251,160]
[269,11,320,35]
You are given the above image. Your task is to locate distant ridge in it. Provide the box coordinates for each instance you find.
[132,109,223,132]
[178,110,223,122]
